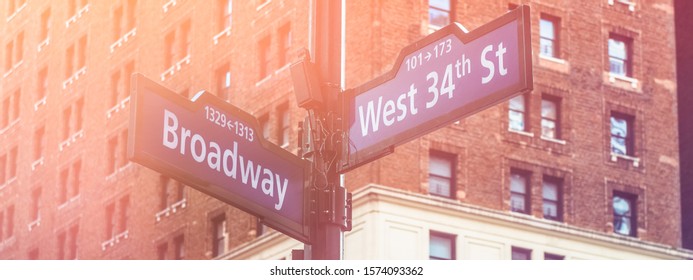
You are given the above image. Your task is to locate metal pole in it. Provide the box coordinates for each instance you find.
[303,0,343,260]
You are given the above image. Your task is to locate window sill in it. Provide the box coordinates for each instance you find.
[0,177,17,191]
[3,60,24,78]
[0,118,21,135]
[539,54,566,64]
[540,136,566,145]
[257,0,271,11]
[213,26,232,45]
[508,129,534,138]
[6,2,27,22]
[57,195,81,210]
[37,37,50,53]
[163,0,178,13]
[65,4,90,28]
[34,97,47,111]
[160,54,191,81]
[275,63,291,75]
[106,162,134,181]
[59,130,84,152]
[31,157,45,171]
[110,28,137,53]
[608,73,638,89]
[610,152,640,167]
[107,96,131,119]
[101,230,129,251]
[63,66,87,89]
[28,218,41,232]
[608,0,636,12]
[155,199,188,222]
[255,74,273,87]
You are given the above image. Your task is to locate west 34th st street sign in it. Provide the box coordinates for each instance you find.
[342,6,533,171]
[128,74,311,243]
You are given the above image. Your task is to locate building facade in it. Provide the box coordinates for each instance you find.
[676,0,693,250]
[0,0,690,259]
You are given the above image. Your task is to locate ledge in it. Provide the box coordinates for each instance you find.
[213,26,232,45]
[6,2,27,22]
[37,37,50,53]
[34,97,47,111]
[110,28,137,53]
[107,96,131,119]
[65,4,90,28]
[540,136,566,145]
[608,0,636,12]
[163,0,177,13]
[610,152,640,167]
[609,73,638,89]
[508,129,534,138]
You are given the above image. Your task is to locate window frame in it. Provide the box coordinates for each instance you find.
[429,231,456,260]
[608,34,633,77]
[610,112,635,157]
[540,95,561,140]
[211,214,227,257]
[539,14,560,58]
[613,191,637,237]
[542,176,563,221]
[511,246,532,260]
[509,169,531,214]
[508,94,528,132]
[428,150,456,198]
[428,0,454,33]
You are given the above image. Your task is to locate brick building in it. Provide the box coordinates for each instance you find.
[0,0,691,259]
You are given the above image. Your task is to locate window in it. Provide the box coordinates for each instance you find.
[542,176,562,221]
[124,61,134,98]
[610,112,634,156]
[164,31,175,68]
[544,253,564,260]
[215,64,231,100]
[59,225,79,259]
[278,105,290,148]
[211,215,227,257]
[14,31,23,64]
[511,247,531,260]
[40,9,51,41]
[77,36,86,69]
[68,225,79,259]
[126,0,137,31]
[218,0,232,32]
[613,192,637,236]
[510,169,530,214]
[110,71,121,108]
[0,154,5,185]
[107,129,129,175]
[68,0,88,17]
[540,15,559,58]
[508,95,527,132]
[1,97,8,128]
[31,188,41,222]
[541,97,560,139]
[428,0,452,33]
[11,90,20,123]
[37,67,48,102]
[163,20,191,72]
[7,146,17,180]
[278,24,291,67]
[59,160,81,204]
[608,35,632,77]
[428,151,455,198]
[119,195,130,234]
[429,231,455,260]
[113,6,123,42]
[105,203,116,240]
[0,210,3,241]
[258,36,271,79]
[259,114,270,139]
[65,35,87,80]
[2,205,14,240]
[157,243,168,260]
[158,176,186,211]
[61,97,84,142]
[4,41,12,71]
[173,234,185,260]
[179,20,191,59]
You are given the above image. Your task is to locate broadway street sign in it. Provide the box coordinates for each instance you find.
[342,6,532,171]
[129,74,311,243]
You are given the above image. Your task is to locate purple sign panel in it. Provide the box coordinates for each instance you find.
[129,74,310,243]
[342,6,533,171]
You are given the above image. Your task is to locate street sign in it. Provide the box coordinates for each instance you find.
[341,6,532,171]
[128,74,311,243]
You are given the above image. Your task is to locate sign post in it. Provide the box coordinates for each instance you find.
[341,6,532,171]
[128,74,311,243]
